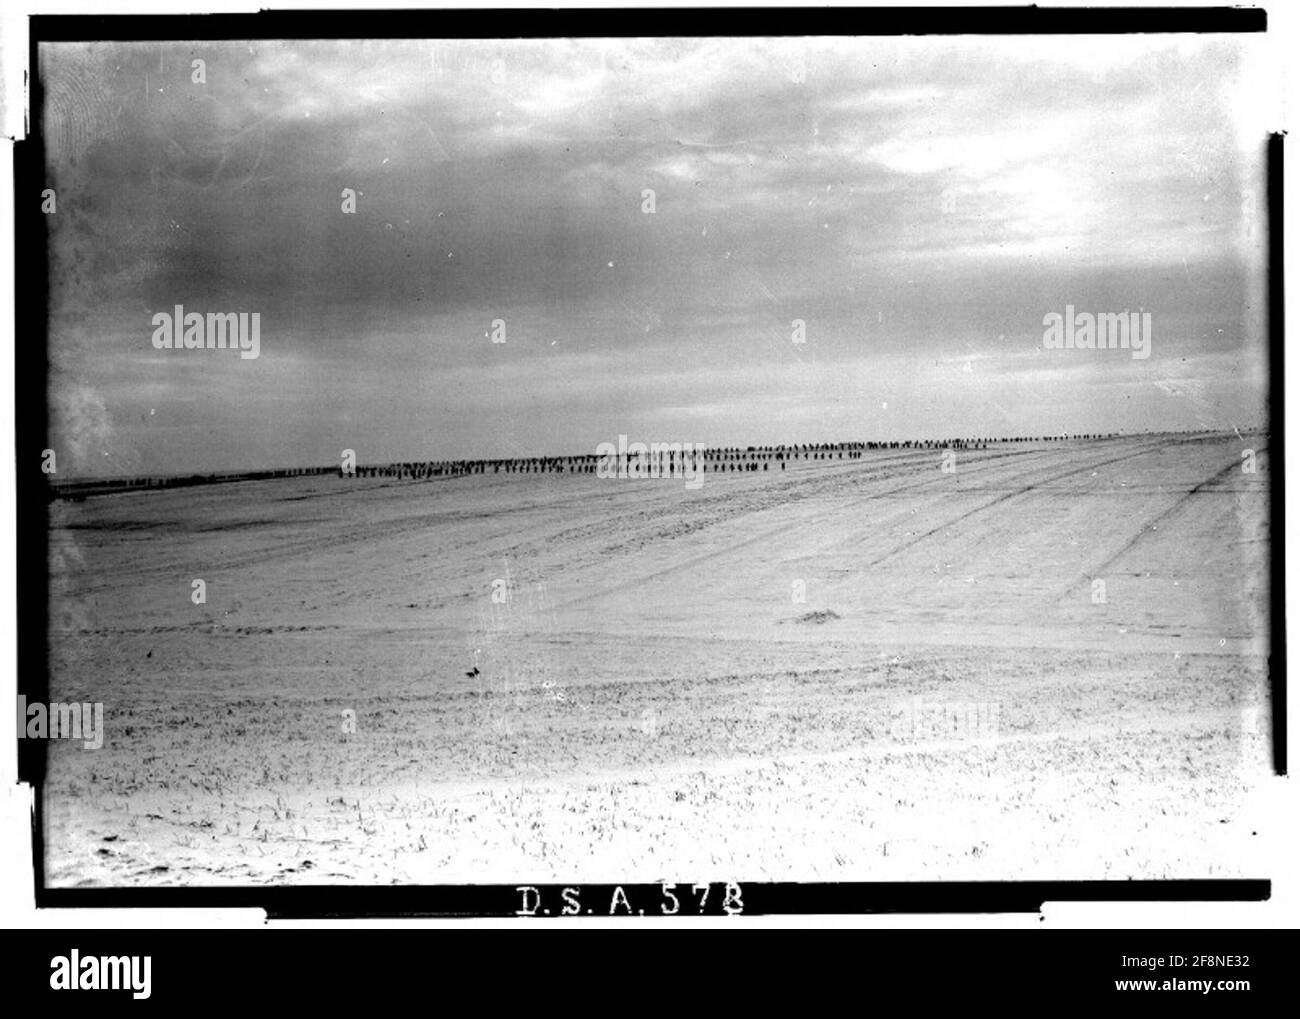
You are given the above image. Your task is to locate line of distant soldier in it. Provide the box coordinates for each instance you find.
[44,433,1129,499]
[46,465,337,501]
[348,435,1119,480]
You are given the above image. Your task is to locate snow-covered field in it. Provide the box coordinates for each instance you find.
[42,432,1273,885]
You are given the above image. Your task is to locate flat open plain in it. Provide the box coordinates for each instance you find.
[42,432,1273,885]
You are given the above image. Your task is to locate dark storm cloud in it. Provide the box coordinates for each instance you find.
[42,36,1269,475]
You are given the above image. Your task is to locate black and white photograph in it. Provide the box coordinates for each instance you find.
[9,4,1290,934]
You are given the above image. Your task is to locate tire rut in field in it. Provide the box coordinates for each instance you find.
[861,437,1176,570]
[1061,452,1261,599]
[59,447,1053,598]
[66,484,627,596]
[551,445,1140,612]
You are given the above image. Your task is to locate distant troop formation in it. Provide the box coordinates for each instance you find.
[346,435,1120,481]
[353,443,865,480]
[46,465,337,501]
[46,432,1130,500]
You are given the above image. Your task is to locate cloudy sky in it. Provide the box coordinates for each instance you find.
[42,35,1270,477]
